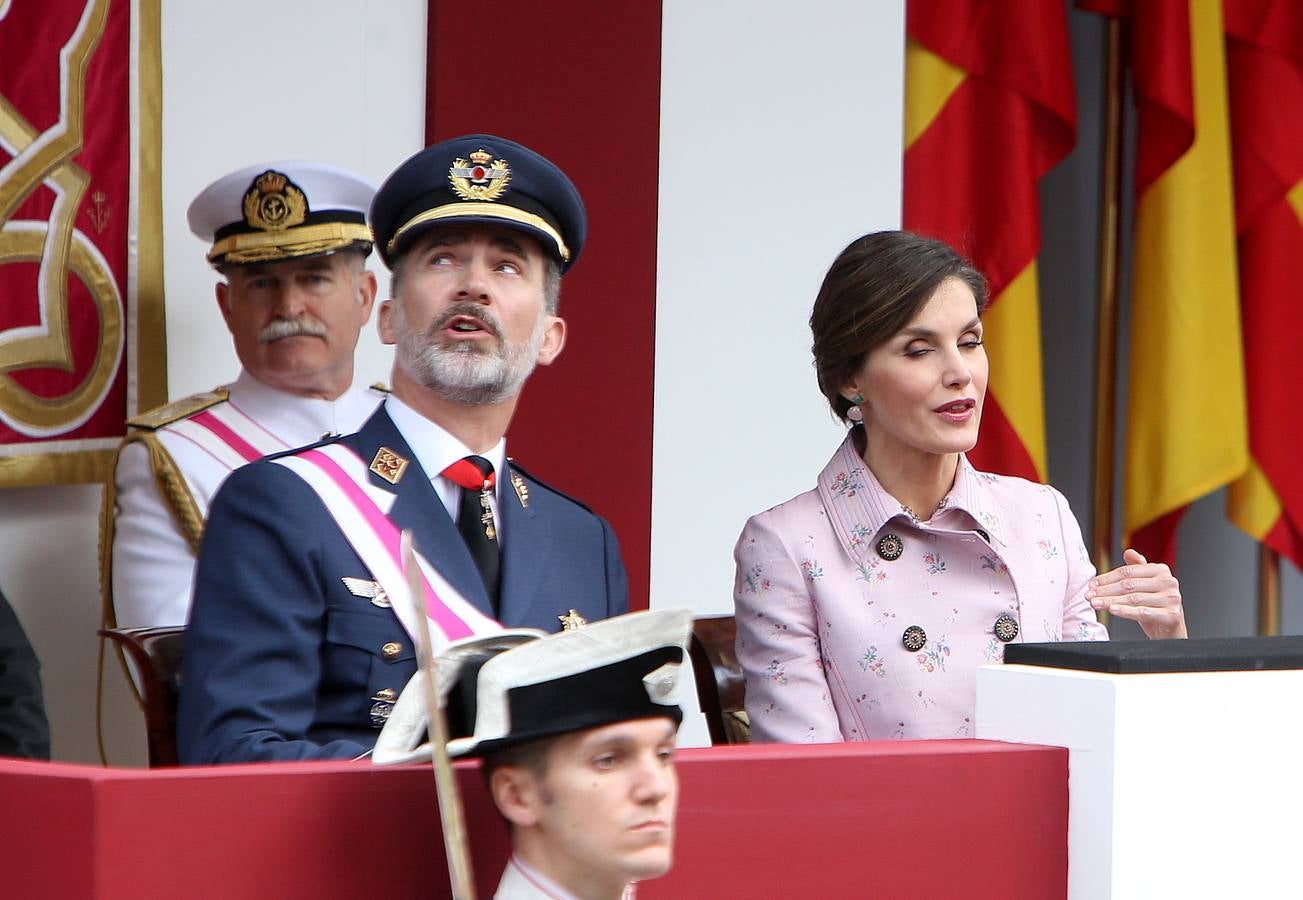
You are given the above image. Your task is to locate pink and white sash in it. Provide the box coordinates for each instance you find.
[273,443,502,649]
[167,402,288,469]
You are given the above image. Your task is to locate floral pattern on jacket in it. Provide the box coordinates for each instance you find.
[733,431,1106,743]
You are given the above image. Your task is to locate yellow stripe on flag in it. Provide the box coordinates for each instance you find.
[983,262,1047,480]
[1288,177,1303,223]
[1228,459,1283,541]
[903,38,966,150]
[1123,0,1248,542]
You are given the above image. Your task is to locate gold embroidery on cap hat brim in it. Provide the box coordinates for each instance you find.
[388,202,570,262]
[208,221,373,263]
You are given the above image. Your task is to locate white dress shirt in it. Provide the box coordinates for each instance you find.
[384,394,508,542]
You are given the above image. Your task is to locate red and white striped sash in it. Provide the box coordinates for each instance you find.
[167,402,287,469]
[273,443,502,648]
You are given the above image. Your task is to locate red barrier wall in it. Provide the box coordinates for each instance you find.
[0,740,1067,899]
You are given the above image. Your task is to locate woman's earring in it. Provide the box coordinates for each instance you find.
[847,393,865,423]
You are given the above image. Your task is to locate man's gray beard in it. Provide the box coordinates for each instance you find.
[394,304,545,405]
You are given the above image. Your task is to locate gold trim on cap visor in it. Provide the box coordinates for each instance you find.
[387,202,570,262]
[207,221,373,263]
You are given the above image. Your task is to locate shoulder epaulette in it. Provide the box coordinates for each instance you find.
[506,458,594,514]
[126,388,230,431]
[369,382,391,394]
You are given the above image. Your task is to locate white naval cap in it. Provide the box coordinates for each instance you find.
[187,160,377,268]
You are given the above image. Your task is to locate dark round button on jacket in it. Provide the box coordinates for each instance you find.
[902,625,927,652]
[994,613,1020,643]
[877,533,904,561]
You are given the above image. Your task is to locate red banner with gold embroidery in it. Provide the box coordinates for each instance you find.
[0,0,164,486]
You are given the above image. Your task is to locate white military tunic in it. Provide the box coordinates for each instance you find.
[108,370,382,628]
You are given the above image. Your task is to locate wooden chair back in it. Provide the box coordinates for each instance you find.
[100,626,186,767]
[689,615,749,744]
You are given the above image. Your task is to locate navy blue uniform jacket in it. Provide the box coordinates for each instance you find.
[177,407,629,763]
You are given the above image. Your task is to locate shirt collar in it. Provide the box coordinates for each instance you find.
[383,394,507,493]
[227,369,378,444]
[503,854,580,900]
[816,429,1008,558]
[945,454,1008,545]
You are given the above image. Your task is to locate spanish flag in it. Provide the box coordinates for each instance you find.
[1086,0,1247,565]
[1225,0,1303,569]
[903,1,1077,482]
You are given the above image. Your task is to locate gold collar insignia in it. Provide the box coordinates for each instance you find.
[369,446,409,484]
[510,471,530,508]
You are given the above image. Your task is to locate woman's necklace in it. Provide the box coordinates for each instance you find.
[901,496,948,525]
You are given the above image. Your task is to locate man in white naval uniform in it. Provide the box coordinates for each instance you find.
[104,161,385,629]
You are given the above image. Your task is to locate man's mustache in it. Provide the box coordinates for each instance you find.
[260,316,327,342]
[429,303,504,341]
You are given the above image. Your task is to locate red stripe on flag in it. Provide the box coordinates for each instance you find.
[1237,204,1303,567]
[1130,508,1186,569]
[905,2,1075,483]
[1226,3,1303,568]
[1265,516,1303,570]
[966,394,1037,484]
[904,78,1054,298]
[1080,0,1194,193]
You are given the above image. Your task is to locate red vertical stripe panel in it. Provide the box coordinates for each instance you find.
[426,1,661,609]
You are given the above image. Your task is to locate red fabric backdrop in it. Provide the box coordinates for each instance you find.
[426,1,662,609]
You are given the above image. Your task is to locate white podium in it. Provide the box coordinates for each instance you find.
[976,639,1303,899]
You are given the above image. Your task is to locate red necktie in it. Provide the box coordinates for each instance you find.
[440,456,500,605]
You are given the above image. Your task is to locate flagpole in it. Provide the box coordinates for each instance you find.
[1092,15,1125,589]
[402,531,478,900]
[1257,544,1280,636]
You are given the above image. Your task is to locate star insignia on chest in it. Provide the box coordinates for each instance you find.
[341,577,391,608]
[558,609,587,631]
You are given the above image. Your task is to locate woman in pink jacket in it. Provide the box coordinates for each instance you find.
[733,231,1186,743]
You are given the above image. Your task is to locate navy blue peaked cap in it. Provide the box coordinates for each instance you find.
[370,133,586,271]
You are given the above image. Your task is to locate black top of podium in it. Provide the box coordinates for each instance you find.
[1003,636,1303,673]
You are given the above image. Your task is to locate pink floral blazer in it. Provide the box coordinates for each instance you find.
[733,433,1107,743]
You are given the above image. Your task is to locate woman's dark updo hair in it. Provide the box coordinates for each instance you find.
[810,230,988,423]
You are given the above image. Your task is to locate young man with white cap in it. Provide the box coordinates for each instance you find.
[177,135,628,763]
[378,608,691,899]
[104,162,384,630]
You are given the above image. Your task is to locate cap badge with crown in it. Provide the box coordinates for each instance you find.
[448,149,511,202]
[242,169,308,231]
